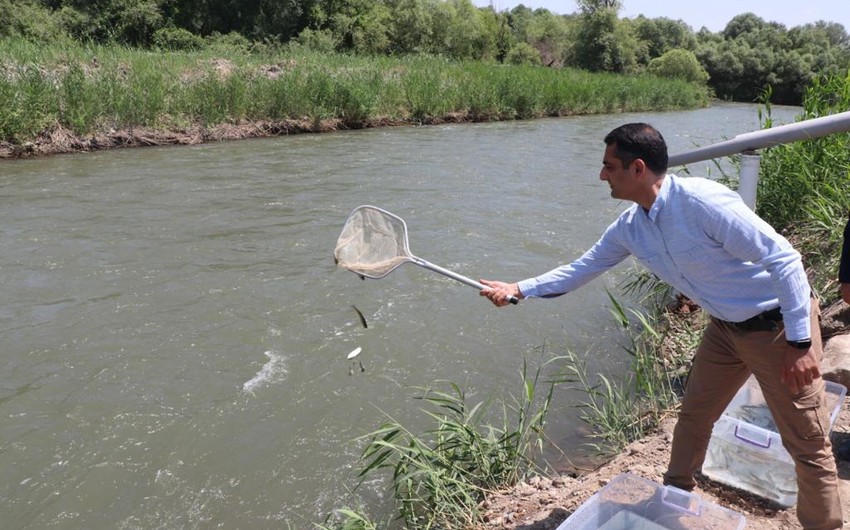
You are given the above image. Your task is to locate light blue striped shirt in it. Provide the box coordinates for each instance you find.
[517,174,811,341]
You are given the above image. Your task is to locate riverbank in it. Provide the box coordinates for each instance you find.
[0,112,515,159]
[0,38,711,159]
[0,117,384,159]
[475,299,850,530]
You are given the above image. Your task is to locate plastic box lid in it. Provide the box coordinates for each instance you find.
[556,473,745,530]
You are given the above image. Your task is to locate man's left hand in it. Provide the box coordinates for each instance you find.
[781,346,821,393]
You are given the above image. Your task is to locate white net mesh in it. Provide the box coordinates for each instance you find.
[334,206,412,278]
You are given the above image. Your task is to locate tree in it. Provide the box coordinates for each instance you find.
[309,0,391,53]
[632,16,696,60]
[722,12,768,40]
[576,0,621,13]
[573,4,637,73]
[0,0,67,40]
[429,0,497,59]
[647,48,708,84]
[507,4,534,43]
[386,0,434,54]
[696,12,850,104]
[524,9,571,66]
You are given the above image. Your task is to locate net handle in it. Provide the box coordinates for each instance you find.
[349,204,519,305]
[408,255,518,305]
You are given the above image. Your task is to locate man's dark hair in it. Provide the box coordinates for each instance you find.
[604,123,668,175]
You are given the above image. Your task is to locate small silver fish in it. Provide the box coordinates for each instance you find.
[352,305,368,329]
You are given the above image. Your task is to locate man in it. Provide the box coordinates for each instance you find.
[480,123,842,530]
[841,213,850,304]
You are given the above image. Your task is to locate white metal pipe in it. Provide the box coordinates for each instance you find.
[738,153,761,210]
[668,110,850,167]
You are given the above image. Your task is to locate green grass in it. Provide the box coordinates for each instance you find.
[0,37,710,145]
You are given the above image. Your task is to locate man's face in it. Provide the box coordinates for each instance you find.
[600,143,637,201]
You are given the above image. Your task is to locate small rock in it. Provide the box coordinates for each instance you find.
[823,334,850,388]
[517,482,536,496]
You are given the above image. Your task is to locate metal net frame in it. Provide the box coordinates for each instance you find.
[333,205,413,278]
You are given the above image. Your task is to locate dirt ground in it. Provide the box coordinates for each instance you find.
[475,405,850,530]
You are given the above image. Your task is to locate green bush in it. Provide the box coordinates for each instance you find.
[205,31,252,53]
[153,27,204,51]
[0,0,67,41]
[293,28,339,53]
[506,42,542,66]
[647,48,709,84]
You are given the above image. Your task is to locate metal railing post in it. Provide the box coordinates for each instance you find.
[739,151,761,210]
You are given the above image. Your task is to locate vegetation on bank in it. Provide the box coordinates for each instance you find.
[0,0,850,105]
[2,0,849,107]
[0,37,710,154]
[317,71,850,529]
[756,73,850,298]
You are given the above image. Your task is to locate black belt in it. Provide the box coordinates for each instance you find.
[728,307,783,332]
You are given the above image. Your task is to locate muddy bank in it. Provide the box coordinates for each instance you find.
[0,113,489,159]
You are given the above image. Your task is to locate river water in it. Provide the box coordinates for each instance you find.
[0,102,801,528]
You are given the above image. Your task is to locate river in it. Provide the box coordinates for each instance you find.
[0,102,801,528]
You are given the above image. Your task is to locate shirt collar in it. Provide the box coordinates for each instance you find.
[645,174,672,222]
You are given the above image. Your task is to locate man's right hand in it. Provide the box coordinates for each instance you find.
[479,279,523,307]
[841,282,850,305]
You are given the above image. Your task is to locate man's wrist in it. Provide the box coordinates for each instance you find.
[513,283,525,300]
[786,338,812,349]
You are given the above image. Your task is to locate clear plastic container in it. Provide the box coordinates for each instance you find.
[556,473,746,530]
[702,376,846,507]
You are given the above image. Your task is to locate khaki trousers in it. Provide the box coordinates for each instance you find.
[664,299,843,530]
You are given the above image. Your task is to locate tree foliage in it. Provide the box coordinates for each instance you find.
[647,49,708,83]
[696,13,850,103]
[7,0,850,106]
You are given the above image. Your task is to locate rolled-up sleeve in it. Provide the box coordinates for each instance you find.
[518,221,631,298]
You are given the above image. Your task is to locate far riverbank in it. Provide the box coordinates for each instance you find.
[0,38,710,160]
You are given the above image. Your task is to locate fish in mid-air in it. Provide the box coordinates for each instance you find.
[352,305,368,329]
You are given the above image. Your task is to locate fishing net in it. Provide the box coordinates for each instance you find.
[333,205,519,304]
[334,205,412,278]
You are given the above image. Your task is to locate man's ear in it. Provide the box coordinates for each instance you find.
[632,158,647,176]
